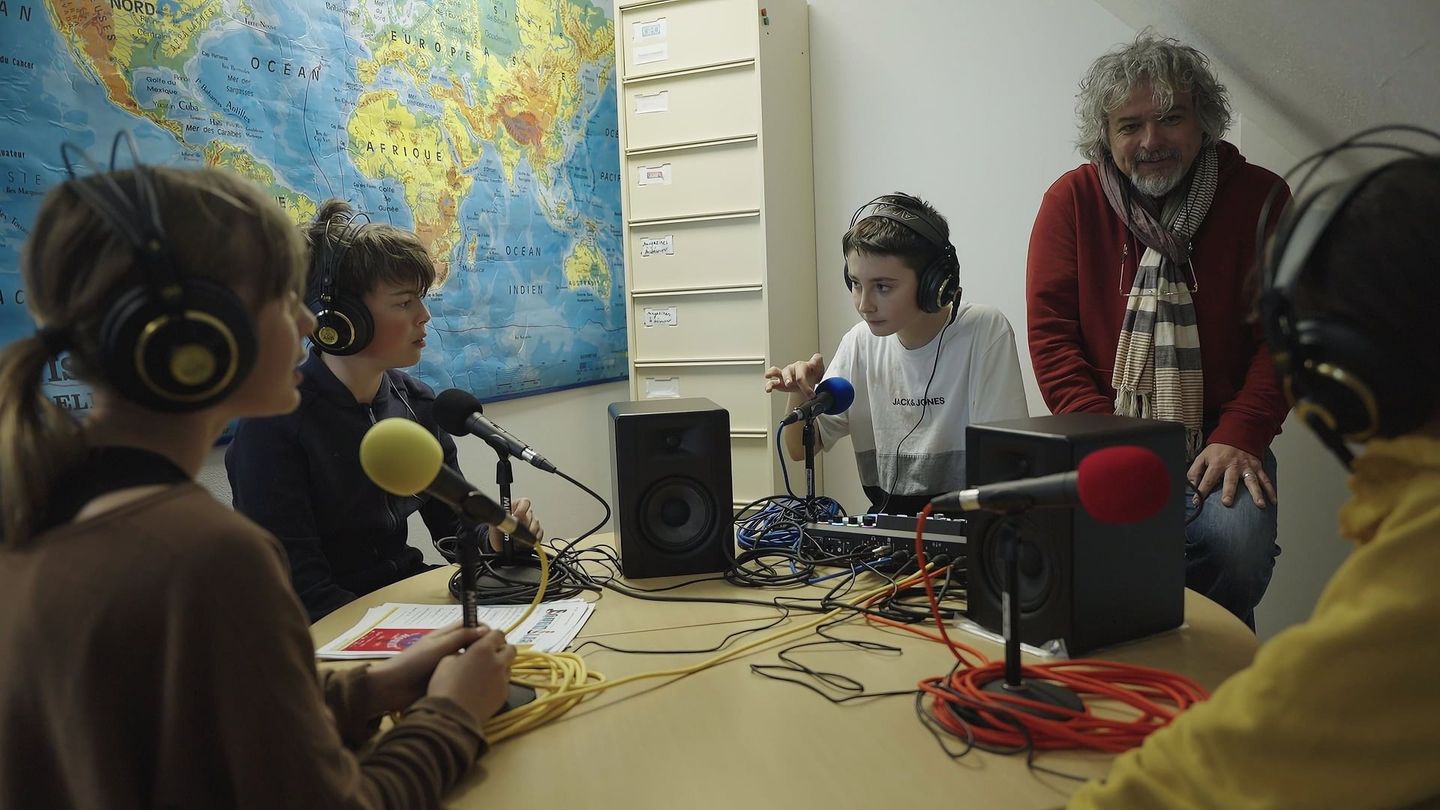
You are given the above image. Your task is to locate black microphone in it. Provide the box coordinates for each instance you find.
[931,470,1079,515]
[434,388,557,473]
[779,376,856,426]
[930,446,1170,524]
[360,417,541,547]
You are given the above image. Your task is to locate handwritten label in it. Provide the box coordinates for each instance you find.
[643,306,678,328]
[640,234,674,257]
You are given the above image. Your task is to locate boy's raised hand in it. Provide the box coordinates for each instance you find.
[763,353,826,398]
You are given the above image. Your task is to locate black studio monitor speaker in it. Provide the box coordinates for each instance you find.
[608,397,734,579]
[965,414,1186,655]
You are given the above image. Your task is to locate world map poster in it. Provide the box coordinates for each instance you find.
[0,0,626,412]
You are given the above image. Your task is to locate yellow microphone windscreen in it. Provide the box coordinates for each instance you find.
[359,417,444,496]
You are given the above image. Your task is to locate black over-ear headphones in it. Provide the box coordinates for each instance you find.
[60,134,256,413]
[307,210,374,355]
[843,194,961,314]
[1259,124,1440,466]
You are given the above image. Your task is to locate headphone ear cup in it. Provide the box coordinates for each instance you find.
[842,258,854,291]
[1290,319,1429,441]
[308,289,374,356]
[917,259,941,313]
[916,250,960,313]
[99,279,257,413]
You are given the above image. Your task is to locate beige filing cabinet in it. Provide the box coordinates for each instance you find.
[614,0,820,507]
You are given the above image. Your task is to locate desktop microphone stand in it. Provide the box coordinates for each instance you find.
[455,510,481,628]
[980,516,1083,717]
[802,416,818,521]
[492,448,516,566]
[454,478,541,717]
[481,443,541,588]
[442,496,494,631]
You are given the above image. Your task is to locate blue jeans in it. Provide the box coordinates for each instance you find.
[1183,448,1280,630]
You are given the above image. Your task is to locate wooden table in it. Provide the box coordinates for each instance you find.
[311,538,1257,809]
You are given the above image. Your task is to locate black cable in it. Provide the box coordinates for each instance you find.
[873,306,956,515]
[442,459,614,605]
[914,686,979,761]
[593,575,834,614]
[866,564,966,624]
[725,547,817,587]
[914,662,1090,783]
[555,466,610,546]
[572,605,792,656]
[446,549,590,605]
[749,619,920,704]
[559,540,838,614]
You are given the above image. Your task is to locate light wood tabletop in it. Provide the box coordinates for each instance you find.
[310,535,1258,810]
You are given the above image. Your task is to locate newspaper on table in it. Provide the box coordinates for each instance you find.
[317,600,594,659]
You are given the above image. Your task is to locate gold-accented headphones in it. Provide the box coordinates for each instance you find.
[843,193,961,314]
[61,133,255,412]
[1258,124,1440,467]
[307,210,374,355]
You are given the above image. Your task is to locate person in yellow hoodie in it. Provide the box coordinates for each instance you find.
[1070,134,1440,808]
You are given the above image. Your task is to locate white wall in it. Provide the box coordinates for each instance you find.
[806,0,1353,638]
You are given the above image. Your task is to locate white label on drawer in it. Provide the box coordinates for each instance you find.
[632,17,667,42]
[640,234,674,257]
[644,376,681,398]
[635,163,672,187]
[643,306,678,327]
[633,42,669,65]
[634,90,669,114]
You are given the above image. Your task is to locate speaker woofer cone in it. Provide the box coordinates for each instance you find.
[638,476,717,553]
[979,515,1054,615]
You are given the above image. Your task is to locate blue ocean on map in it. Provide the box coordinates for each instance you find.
[0,0,626,411]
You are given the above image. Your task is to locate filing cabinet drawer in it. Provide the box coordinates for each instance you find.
[628,213,763,290]
[627,139,760,221]
[632,288,766,361]
[623,63,758,150]
[730,433,771,506]
[620,0,755,79]
[635,361,768,432]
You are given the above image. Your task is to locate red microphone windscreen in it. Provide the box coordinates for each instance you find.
[1075,445,1171,524]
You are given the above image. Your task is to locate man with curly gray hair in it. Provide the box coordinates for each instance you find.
[1025,31,1291,629]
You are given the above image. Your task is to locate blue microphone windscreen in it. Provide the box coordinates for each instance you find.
[817,376,855,415]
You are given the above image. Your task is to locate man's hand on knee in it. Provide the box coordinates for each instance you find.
[1187,443,1276,509]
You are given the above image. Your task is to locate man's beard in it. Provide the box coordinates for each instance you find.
[1128,147,1187,197]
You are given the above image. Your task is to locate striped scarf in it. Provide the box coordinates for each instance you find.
[1099,144,1218,459]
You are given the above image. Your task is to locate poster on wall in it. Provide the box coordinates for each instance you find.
[0,0,628,416]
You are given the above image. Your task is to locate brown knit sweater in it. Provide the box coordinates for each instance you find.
[0,484,485,809]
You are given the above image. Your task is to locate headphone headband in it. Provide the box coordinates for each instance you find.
[56,132,256,412]
[844,193,961,314]
[1260,124,1440,465]
[851,194,951,252]
[61,135,183,312]
[314,210,371,304]
[307,205,376,355]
